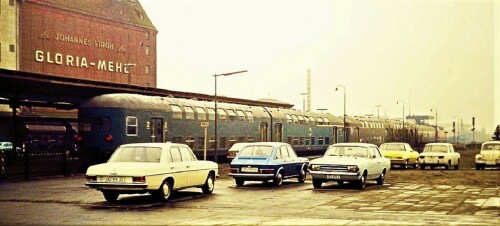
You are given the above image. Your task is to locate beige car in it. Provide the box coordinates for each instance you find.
[475,141,500,170]
[418,143,460,170]
[85,142,218,202]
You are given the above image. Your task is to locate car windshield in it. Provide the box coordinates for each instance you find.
[380,144,404,151]
[239,145,273,157]
[482,144,500,151]
[324,146,368,158]
[423,145,448,153]
[108,146,162,163]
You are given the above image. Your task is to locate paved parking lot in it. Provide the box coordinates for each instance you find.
[0,174,498,225]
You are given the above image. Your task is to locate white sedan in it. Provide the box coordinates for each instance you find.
[85,142,219,202]
[308,143,390,190]
[419,143,460,170]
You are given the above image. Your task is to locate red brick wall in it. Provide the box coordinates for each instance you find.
[19,2,157,87]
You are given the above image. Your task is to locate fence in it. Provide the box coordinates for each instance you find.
[0,149,85,180]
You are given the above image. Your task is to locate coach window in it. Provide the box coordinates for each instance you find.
[238,137,245,142]
[173,137,182,143]
[197,137,204,150]
[126,116,138,136]
[217,109,227,121]
[209,136,216,150]
[317,117,324,125]
[305,137,310,145]
[323,118,330,125]
[93,116,111,131]
[309,117,316,125]
[304,116,310,124]
[196,107,207,120]
[185,136,195,149]
[285,114,292,124]
[293,137,299,146]
[207,108,215,121]
[311,137,316,145]
[298,115,305,124]
[318,137,324,145]
[247,137,254,142]
[80,117,91,132]
[171,105,183,119]
[219,137,227,149]
[227,109,237,121]
[245,111,254,122]
[291,115,298,124]
[287,137,292,145]
[325,137,330,145]
[236,110,245,121]
[184,106,195,119]
[229,137,237,148]
[299,137,305,146]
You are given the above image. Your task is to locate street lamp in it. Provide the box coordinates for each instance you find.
[375,104,382,119]
[300,93,307,111]
[431,108,438,142]
[335,85,346,142]
[123,63,136,85]
[396,100,405,141]
[214,70,247,162]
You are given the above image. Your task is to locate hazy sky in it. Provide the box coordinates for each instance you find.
[140,0,498,132]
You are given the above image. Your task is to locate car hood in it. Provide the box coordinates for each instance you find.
[310,156,369,165]
[479,150,500,161]
[86,162,161,176]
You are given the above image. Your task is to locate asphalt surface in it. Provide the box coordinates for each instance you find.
[0,173,498,225]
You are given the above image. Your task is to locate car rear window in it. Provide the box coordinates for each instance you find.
[380,144,404,151]
[239,146,273,157]
[108,147,162,163]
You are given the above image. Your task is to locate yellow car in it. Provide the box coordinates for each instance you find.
[380,142,419,169]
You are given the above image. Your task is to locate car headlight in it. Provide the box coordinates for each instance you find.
[347,166,359,172]
[309,165,321,171]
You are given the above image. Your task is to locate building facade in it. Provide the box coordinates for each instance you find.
[1,0,157,87]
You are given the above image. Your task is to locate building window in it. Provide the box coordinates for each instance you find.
[146,31,150,40]
[145,45,150,56]
[145,65,150,75]
[9,45,15,52]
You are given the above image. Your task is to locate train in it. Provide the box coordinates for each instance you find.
[76,93,444,165]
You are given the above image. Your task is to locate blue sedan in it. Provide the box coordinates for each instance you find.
[229,142,309,187]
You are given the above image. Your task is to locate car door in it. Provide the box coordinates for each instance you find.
[286,145,302,176]
[405,144,419,163]
[180,146,205,186]
[169,146,188,188]
[368,147,384,177]
[274,146,288,176]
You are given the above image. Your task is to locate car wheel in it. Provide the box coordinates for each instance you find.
[413,159,419,169]
[376,171,385,185]
[403,160,408,169]
[102,191,119,202]
[476,164,480,170]
[273,172,283,187]
[358,173,366,190]
[202,173,215,194]
[431,166,435,170]
[445,161,451,170]
[312,179,322,189]
[420,164,425,170]
[481,165,486,170]
[454,160,460,170]
[337,180,344,185]
[297,169,306,183]
[235,178,245,186]
[155,179,172,202]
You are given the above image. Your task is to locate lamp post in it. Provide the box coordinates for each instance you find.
[300,93,307,111]
[431,108,438,142]
[396,100,405,141]
[123,63,136,85]
[335,85,346,142]
[214,70,247,162]
[375,104,382,119]
[317,108,327,114]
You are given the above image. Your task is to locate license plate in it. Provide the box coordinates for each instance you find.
[241,167,258,173]
[98,176,125,182]
[327,174,341,180]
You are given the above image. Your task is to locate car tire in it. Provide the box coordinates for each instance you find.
[403,160,408,169]
[312,179,322,189]
[445,160,451,170]
[358,173,367,190]
[413,159,419,169]
[297,169,306,183]
[155,179,172,202]
[235,178,245,186]
[482,165,486,170]
[337,180,344,185]
[454,160,460,170]
[102,191,119,202]
[202,173,215,194]
[476,164,480,170]
[431,166,435,170]
[376,171,385,185]
[420,164,425,170]
[273,172,283,187]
